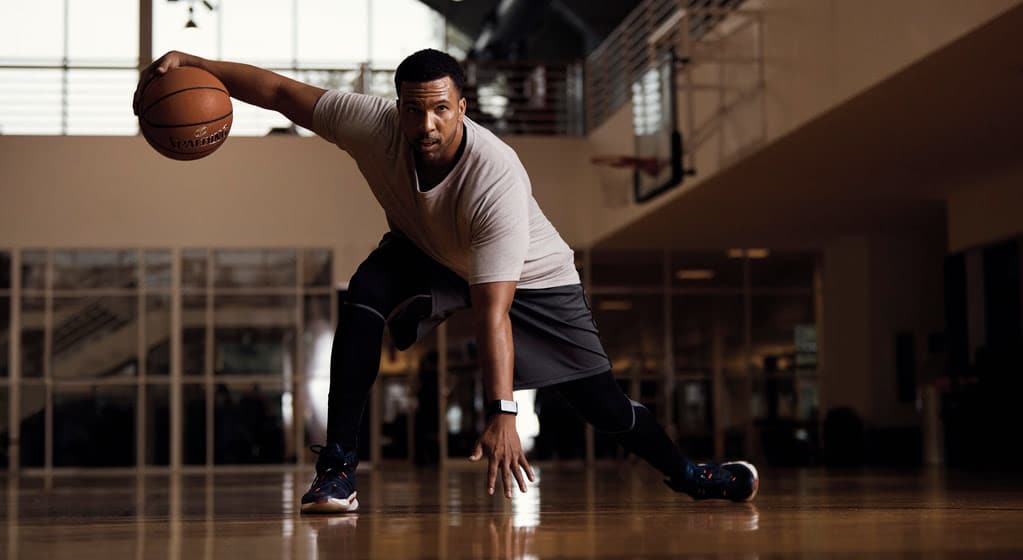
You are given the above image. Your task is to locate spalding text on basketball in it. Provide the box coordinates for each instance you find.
[169,123,231,151]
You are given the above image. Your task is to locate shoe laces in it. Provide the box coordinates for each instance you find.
[687,463,738,497]
[691,463,737,483]
[309,445,356,485]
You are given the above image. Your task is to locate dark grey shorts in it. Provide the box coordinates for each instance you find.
[368,232,611,390]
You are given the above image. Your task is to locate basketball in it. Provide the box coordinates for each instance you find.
[138,67,233,161]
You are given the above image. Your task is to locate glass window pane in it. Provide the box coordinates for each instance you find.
[672,293,746,448]
[67,0,137,65]
[673,295,745,373]
[183,295,208,376]
[147,295,171,375]
[443,312,481,459]
[750,252,817,288]
[214,295,296,375]
[184,383,208,465]
[214,250,297,288]
[228,97,293,136]
[302,249,332,287]
[54,385,136,467]
[153,1,219,60]
[0,387,6,469]
[302,296,336,451]
[366,69,396,98]
[214,381,286,464]
[591,250,663,287]
[369,0,444,66]
[0,0,64,61]
[52,296,138,380]
[145,384,170,466]
[20,384,46,468]
[66,69,139,135]
[380,375,413,460]
[0,69,63,135]
[21,250,48,291]
[145,250,172,289]
[295,68,363,92]
[0,250,10,289]
[182,249,208,289]
[297,0,368,65]
[751,294,815,361]
[220,0,294,65]
[533,385,588,461]
[20,296,46,379]
[53,250,137,290]
[675,380,713,445]
[302,294,333,377]
[750,293,817,423]
[590,294,665,373]
[672,251,745,290]
[1,296,9,377]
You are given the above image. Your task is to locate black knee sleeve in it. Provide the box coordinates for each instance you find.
[554,371,689,479]
[345,270,393,321]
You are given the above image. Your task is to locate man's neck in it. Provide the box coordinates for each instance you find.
[417,123,467,192]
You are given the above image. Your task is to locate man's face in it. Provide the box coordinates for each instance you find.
[397,77,466,165]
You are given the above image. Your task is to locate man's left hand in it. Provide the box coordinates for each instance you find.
[469,414,535,498]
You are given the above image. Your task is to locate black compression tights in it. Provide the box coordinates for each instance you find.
[553,370,690,480]
[325,246,690,478]
[327,301,691,480]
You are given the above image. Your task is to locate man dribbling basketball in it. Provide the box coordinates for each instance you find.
[133,49,759,513]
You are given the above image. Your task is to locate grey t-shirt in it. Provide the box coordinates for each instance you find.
[312,91,580,289]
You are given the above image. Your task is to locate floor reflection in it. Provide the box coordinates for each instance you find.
[2,466,1023,559]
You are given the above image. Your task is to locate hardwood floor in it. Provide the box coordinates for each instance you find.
[3,465,1023,558]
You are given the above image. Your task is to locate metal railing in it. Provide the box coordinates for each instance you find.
[585,0,751,131]
[0,60,585,137]
[585,0,766,177]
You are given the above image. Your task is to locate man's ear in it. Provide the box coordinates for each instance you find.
[459,96,467,115]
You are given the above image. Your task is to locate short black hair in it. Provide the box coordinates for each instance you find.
[394,49,466,97]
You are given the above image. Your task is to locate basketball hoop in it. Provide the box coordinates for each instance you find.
[590,155,662,208]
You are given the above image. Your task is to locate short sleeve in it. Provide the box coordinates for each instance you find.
[312,91,396,154]
[468,174,531,285]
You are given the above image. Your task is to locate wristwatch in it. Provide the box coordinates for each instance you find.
[486,399,518,417]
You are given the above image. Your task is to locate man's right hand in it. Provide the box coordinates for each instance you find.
[133,51,196,116]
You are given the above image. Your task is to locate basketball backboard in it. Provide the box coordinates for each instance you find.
[631,51,684,203]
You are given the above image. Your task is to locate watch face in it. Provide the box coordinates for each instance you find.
[491,400,518,415]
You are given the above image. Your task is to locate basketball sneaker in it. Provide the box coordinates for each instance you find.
[665,461,759,502]
[301,443,359,514]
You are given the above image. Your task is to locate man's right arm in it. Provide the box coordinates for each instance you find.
[133,51,326,131]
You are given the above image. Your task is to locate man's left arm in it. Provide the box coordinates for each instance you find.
[467,280,535,498]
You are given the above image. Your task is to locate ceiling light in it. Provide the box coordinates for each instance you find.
[597,299,633,311]
[676,269,716,280]
[727,248,770,259]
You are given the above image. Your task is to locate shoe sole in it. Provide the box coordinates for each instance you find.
[721,461,759,502]
[301,492,359,514]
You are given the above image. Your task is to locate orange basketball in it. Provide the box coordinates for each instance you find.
[138,67,233,161]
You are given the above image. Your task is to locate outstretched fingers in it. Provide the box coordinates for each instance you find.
[503,461,514,498]
[520,457,535,484]
[511,460,527,494]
